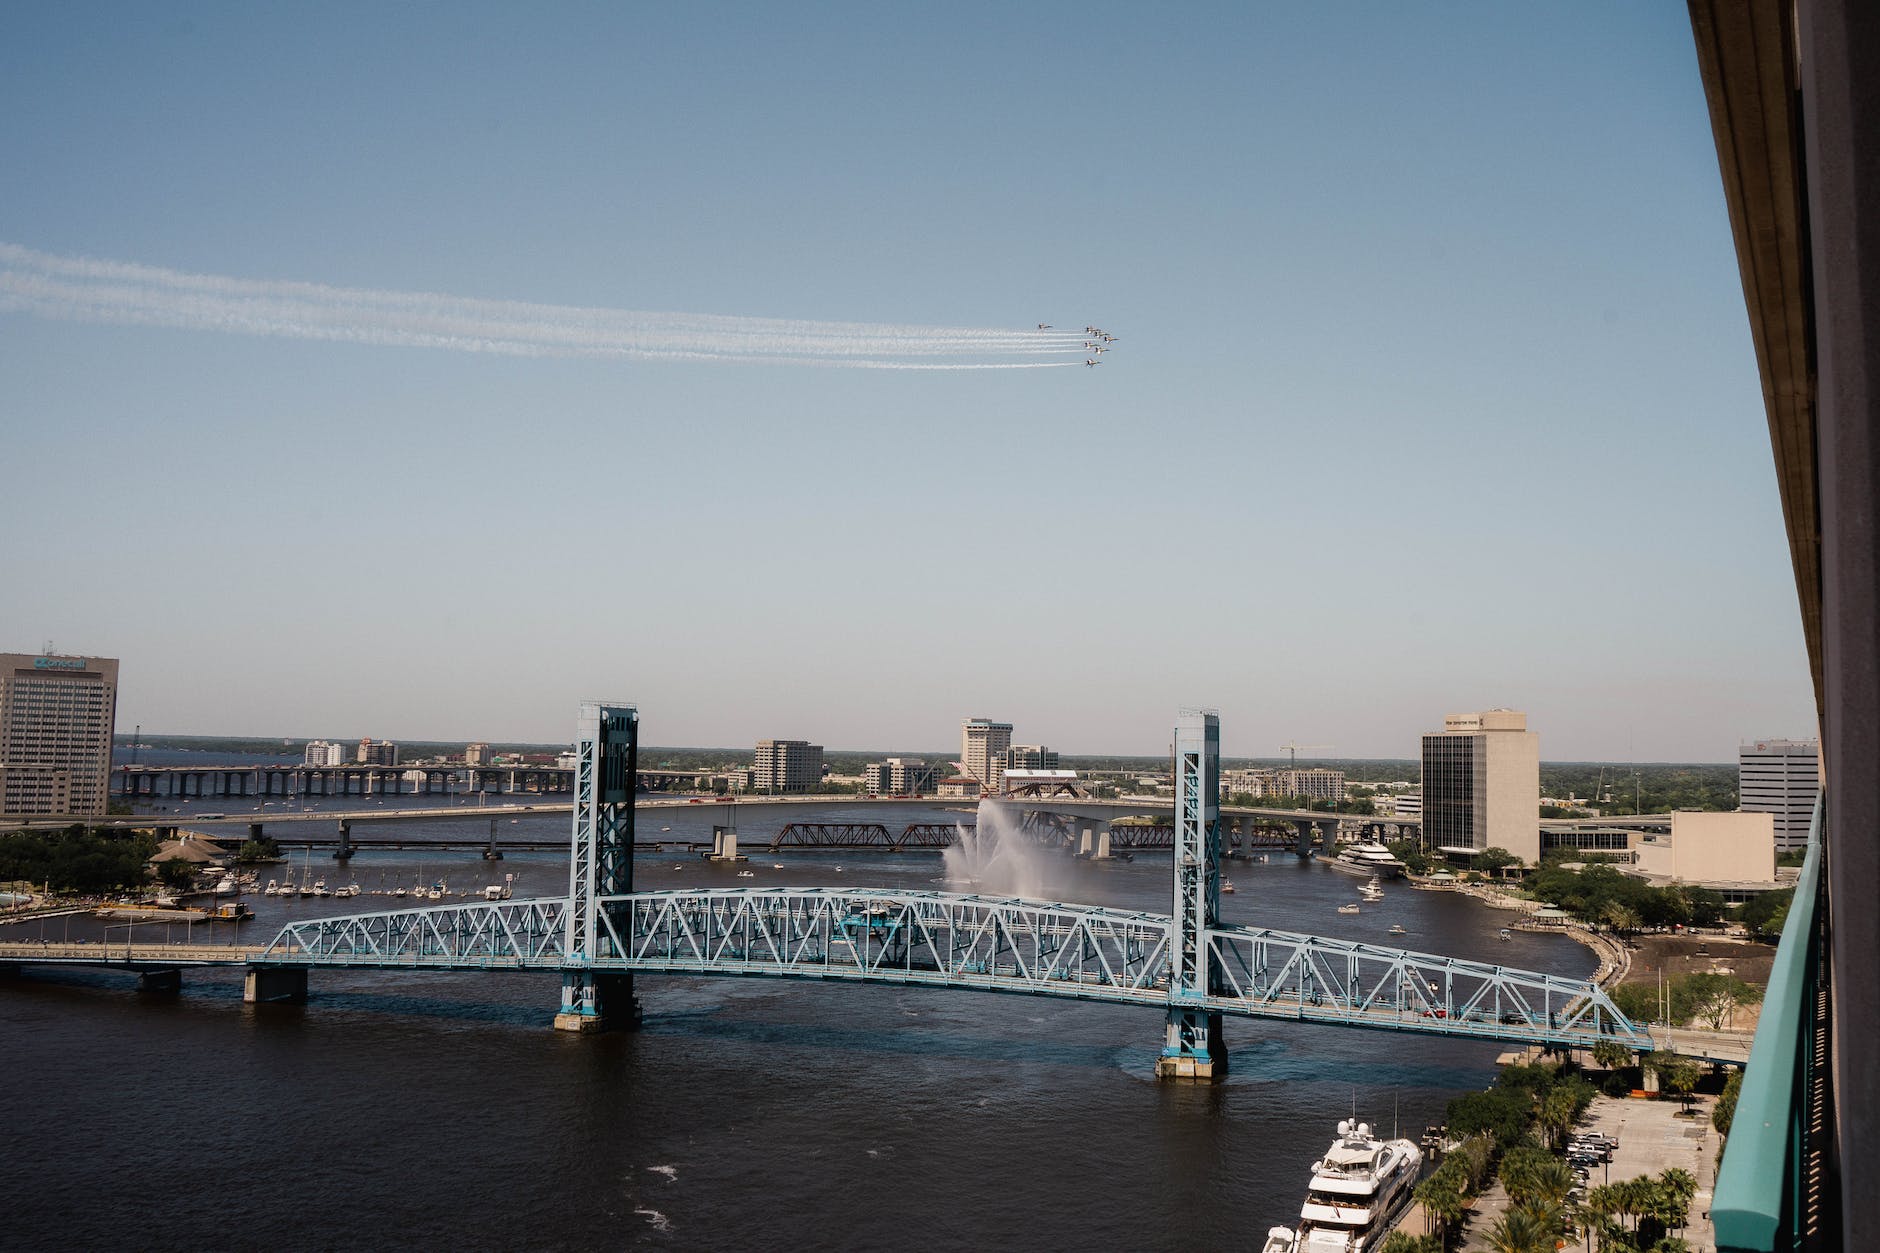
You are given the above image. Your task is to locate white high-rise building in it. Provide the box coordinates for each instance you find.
[1420,709,1540,864]
[0,652,119,818]
[303,740,346,767]
[961,718,1013,795]
[1740,738,1821,852]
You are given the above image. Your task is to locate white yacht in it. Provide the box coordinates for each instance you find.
[1292,1119,1422,1253]
[1323,843,1407,879]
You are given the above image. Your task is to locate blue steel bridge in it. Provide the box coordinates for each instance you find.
[1,703,1702,1073]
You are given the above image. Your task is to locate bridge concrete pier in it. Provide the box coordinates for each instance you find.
[1293,820,1315,856]
[139,969,182,994]
[707,826,745,863]
[554,970,640,1033]
[333,819,353,862]
[244,966,307,1003]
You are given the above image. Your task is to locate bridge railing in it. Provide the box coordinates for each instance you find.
[1714,799,1831,1252]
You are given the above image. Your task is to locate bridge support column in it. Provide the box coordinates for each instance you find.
[1078,827,1092,856]
[1294,820,1315,857]
[333,820,353,861]
[483,818,503,861]
[1093,827,1113,860]
[560,702,640,1032]
[554,970,640,1032]
[243,966,307,1004]
[1161,711,1226,1082]
[139,968,182,994]
[1157,1006,1227,1080]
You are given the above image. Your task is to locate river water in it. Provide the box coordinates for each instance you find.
[2,767,1590,1251]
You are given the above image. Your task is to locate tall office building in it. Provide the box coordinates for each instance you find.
[1740,738,1821,852]
[0,652,119,818]
[356,738,398,766]
[753,739,824,793]
[961,718,1013,795]
[1004,744,1059,772]
[1420,709,1540,864]
[465,742,494,767]
[860,757,937,796]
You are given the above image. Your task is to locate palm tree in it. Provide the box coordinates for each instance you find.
[1414,1173,1466,1245]
[1591,1037,1632,1074]
[1525,1158,1578,1212]
[1658,1167,1698,1233]
[1538,1087,1579,1152]
[1486,1204,1559,1253]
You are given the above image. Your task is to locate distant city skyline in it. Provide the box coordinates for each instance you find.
[1,4,1816,760]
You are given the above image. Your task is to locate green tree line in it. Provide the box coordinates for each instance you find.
[0,827,157,893]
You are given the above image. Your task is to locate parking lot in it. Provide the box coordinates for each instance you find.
[1454,1090,1721,1252]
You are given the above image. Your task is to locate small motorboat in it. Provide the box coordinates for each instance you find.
[1388,923,1407,935]
[1337,903,1361,914]
[1221,879,1236,894]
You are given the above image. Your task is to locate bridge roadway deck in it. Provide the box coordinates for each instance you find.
[0,889,1753,1066]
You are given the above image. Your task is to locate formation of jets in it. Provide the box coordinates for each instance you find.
[1037,322,1119,370]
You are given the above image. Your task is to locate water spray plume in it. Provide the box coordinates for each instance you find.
[941,799,1061,899]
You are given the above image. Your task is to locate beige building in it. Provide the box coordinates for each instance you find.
[1420,708,1540,864]
[961,718,1013,795]
[465,742,494,767]
[1632,811,1777,885]
[860,757,936,795]
[753,739,823,792]
[1,652,119,818]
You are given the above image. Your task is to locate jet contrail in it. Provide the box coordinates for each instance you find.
[0,242,1102,369]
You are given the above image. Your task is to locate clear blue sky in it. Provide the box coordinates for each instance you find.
[0,2,1816,760]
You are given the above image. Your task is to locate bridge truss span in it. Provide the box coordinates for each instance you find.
[1201,924,1648,1047]
[262,897,569,967]
[593,888,1173,998]
[246,887,1650,1052]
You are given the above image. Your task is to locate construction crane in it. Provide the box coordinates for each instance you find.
[1278,741,1333,767]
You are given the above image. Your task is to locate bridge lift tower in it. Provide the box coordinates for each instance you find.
[555,701,641,1032]
[1158,709,1226,1079]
